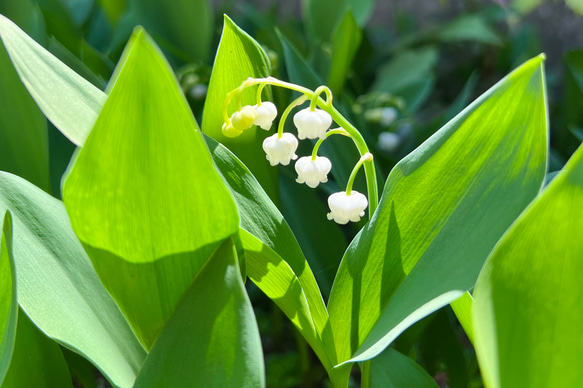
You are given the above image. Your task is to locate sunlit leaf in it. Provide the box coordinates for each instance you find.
[473,143,583,388]
[63,28,239,350]
[134,238,264,388]
[202,15,277,200]
[0,14,106,146]
[0,212,16,385]
[328,55,548,371]
[0,172,146,388]
[1,310,73,388]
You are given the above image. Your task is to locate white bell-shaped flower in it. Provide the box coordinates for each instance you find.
[327,191,368,224]
[295,156,332,188]
[262,133,299,166]
[253,101,278,130]
[231,105,258,131]
[293,107,332,140]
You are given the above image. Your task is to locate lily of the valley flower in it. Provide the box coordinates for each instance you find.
[295,156,332,188]
[232,105,257,130]
[293,107,332,140]
[327,191,368,224]
[262,133,299,166]
[253,101,278,130]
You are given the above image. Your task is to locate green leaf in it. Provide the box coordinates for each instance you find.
[436,14,502,46]
[450,292,474,344]
[202,15,278,201]
[328,10,362,95]
[0,172,146,388]
[0,0,46,45]
[1,310,73,388]
[0,34,50,191]
[0,14,106,146]
[473,143,583,388]
[134,238,264,388]
[369,348,438,388]
[327,55,548,368]
[301,0,374,42]
[129,0,213,63]
[0,212,16,385]
[63,28,239,350]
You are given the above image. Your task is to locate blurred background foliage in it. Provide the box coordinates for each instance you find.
[0,0,582,387]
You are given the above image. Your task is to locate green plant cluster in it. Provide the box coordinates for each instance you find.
[0,1,582,388]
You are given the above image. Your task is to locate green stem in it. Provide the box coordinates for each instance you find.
[311,128,350,160]
[277,95,308,138]
[256,83,267,105]
[346,153,373,195]
[310,85,333,110]
[225,77,380,218]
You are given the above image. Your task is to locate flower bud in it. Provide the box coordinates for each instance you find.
[295,156,332,188]
[293,107,332,140]
[222,122,243,138]
[262,133,299,166]
[231,105,258,131]
[327,191,368,224]
[253,101,278,130]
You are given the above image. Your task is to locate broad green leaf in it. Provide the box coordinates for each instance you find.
[0,212,16,384]
[202,15,278,201]
[129,0,213,63]
[61,348,98,388]
[0,36,50,191]
[450,292,474,344]
[0,14,106,146]
[0,171,146,388]
[328,10,362,95]
[473,143,583,388]
[369,348,438,388]
[47,36,106,89]
[1,310,73,388]
[301,0,375,42]
[63,28,239,350]
[564,50,583,127]
[134,238,264,388]
[328,55,548,370]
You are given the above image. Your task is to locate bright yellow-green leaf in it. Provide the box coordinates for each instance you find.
[134,238,264,388]
[327,55,548,373]
[1,310,73,388]
[202,15,278,201]
[0,212,16,385]
[0,14,106,146]
[450,292,474,344]
[473,143,583,388]
[63,28,239,350]
[0,172,146,388]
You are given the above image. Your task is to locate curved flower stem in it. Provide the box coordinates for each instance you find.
[256,83,268,106]
[226,77,380,218]
[277,95,308,138]
[346,153,373,196]
[361,361,371,388]
[310,85,333,110]
[311,128,350,161]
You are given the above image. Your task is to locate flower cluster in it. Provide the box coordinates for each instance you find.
[222,79,374,224]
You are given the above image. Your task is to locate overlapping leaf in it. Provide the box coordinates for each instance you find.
[328,55,548,373]
[202,15,277,200]
[0,212,16,384]
[369,348,438,388]
[1,310,73,388]
[134,239,264,388]
[473,143,583,388]
[63,28,239,350]
[0,172,146,388]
